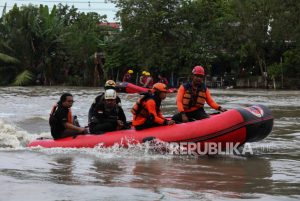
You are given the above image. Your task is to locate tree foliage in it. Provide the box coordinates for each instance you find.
[0,3,108,86]
[13,70,34,86]
[0,1,299,88]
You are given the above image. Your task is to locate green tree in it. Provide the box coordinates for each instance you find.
[64,12,107,86]
[0,4,108,86]
[115,0,232,78]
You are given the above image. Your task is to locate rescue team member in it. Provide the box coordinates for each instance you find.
[172,66,226,123]
[143,72,154,88]
[132,83,175,130]
[104,79,118,90]
[88,89,127,134]
[123,69,134,82]
[88,80,122,128]
[49,93,88,139]
[139,71,147,86]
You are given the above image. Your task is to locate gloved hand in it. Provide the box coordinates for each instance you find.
[79,127,89,134]
[116,120,124,130]
[167,120,175,125]
[218,107,227,112]
[181,113,189,122]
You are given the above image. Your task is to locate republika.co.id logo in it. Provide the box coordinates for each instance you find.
[166,142,254,155]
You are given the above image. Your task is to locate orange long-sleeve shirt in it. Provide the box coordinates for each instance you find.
[132,99,165,126]
[176,85,220,113]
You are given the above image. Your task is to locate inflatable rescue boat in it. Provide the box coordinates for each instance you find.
[116,82,177,94]
[27,105,273,149]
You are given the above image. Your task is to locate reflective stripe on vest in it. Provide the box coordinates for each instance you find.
[131,95,160,118]
[182,84,207,109]
[131,98,150,118]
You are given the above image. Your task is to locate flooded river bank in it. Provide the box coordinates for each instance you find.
[0,87,299,201]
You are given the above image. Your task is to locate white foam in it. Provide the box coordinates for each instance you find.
[29,140,175,160]
[0,119,51,149]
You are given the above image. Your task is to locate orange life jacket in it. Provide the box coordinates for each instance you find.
[131,93,164,126]
[182,83,207,109]
[131,94,159,118]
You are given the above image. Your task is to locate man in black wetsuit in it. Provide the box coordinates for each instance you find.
[49,93,88,139]
[88,80,121,125]
[88,89,127,134]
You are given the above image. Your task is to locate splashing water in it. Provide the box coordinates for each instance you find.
[0,119,51,149]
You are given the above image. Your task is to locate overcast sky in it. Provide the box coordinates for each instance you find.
[0,0,118,21]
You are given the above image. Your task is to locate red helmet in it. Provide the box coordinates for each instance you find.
[152,83,168,92]
[192,66,205,75]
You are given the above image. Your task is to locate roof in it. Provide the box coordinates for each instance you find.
[97,22,120,29]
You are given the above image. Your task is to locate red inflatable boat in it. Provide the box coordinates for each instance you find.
[116,82,177,93]
[28,105,273,149]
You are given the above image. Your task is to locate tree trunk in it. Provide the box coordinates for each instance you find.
[256,52,268,88]
[93,64,100,87]
[171,70,174,87]
[93,52,104,87]
[116,69,120,81]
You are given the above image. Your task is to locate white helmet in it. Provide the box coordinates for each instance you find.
[104,89,117,100]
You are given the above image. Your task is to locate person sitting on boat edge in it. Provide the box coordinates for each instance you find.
[123,69,134,83]
[172,65,226,123]
[88,89,127,134]
[132,83,175,130]
[49,93,88,140]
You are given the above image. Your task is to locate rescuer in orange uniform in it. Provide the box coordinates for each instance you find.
[123,69,134,82]
[172,66,226,122]
[132,83,175,130]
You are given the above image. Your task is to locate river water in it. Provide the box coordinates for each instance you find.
[0,86,299,201]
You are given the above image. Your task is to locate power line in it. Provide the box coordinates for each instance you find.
[1,1,118,20]
[43,1,109,3]
[0,5,116,11]
[10,0,117,8]
[14,0,115,3]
